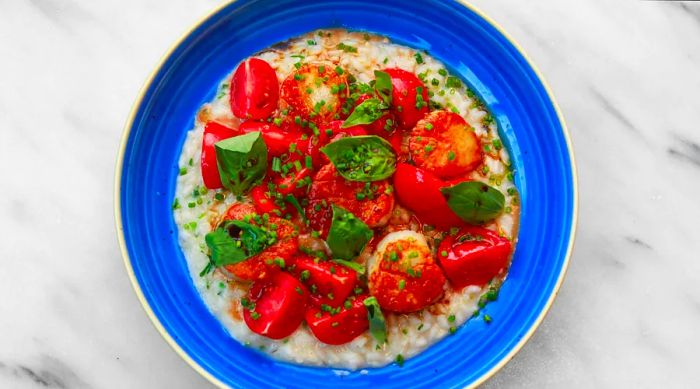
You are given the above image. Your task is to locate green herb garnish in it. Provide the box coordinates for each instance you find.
[320,135,396,181]
[326,205,373,260]
[215,132,267,195]
[440,181,505,224]
[364,296,387,344]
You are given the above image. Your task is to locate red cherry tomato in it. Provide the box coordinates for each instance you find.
[221,203,298,281]
[384,68,429,130]
[239,121,299,157]
[250,184,283,215]
[305,296,369,345]
[243,272,308,339]
[230,58,279,120]
[393,163,464,228]
[201,122,238,189]
[274,167,311,197]
[291,255,358,306]
[437,226,512,289]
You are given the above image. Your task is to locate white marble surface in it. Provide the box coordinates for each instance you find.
[1,0,699,387]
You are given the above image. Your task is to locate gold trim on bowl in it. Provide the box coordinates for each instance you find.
[114,1,578,387]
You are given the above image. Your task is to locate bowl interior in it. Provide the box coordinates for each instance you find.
[118,0,575,387]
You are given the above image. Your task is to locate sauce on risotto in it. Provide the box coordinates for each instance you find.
[173,29,520,369]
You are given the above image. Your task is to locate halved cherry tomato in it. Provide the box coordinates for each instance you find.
[280,63,348,126]
[384,68,429,130]
[201,121,237,189]
[368,231,445,313]
[306,164,394,237]
[393,163,464,228]
[409,110,482,179]
[250,184,283,215]
[221,203,298,281]
[239,121,300,158]
[230,58,279,120]
[243,272,308,339]
[305,295,369,345]
[274,167,311,197]
[291,255,358,306]
[437,226,512,289]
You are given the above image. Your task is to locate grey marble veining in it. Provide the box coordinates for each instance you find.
[0,0,698,388]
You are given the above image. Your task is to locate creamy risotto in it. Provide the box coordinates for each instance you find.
[173,29,519,369]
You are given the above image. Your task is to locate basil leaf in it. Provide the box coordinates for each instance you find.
[320,135,396,181]
[363,296,387,344]
[215,131,267,195]
[374,70,393,105]
[331,259,366,275]
[204,229,247,267]
[204,220,275,267]
[326,205,373,260]
[341,98,388,128]
[440,181,505,223]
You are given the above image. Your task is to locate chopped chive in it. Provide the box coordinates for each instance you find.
[414,52,424,64]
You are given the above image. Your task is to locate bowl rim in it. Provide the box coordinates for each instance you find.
[114,1,579,387]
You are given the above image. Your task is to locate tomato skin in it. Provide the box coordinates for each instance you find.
[230,58,279,120]
[437,226,512,289]
[393,163,464,228]
[201,122,238,189]
[305,296,369,345]
[384,68,429,130]
[291,255,358,306]
[274,167,311,197]
[221,203,298,281]
[250,184,282,215]
[243,272,308,339]
[239,121,299,157]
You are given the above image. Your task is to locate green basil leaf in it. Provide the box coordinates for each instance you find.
[204,220,275,267]
[331,259,366,275]
[204,229,248,267]
[374,70,393,105]
[320,135,396,181]
[363,296,387,344]
[341,98,388,128]
[326,205,373,260]
[215,131,267,195]
[440,181,505,223]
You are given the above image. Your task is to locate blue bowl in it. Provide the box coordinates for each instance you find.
[115,0,577,387]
